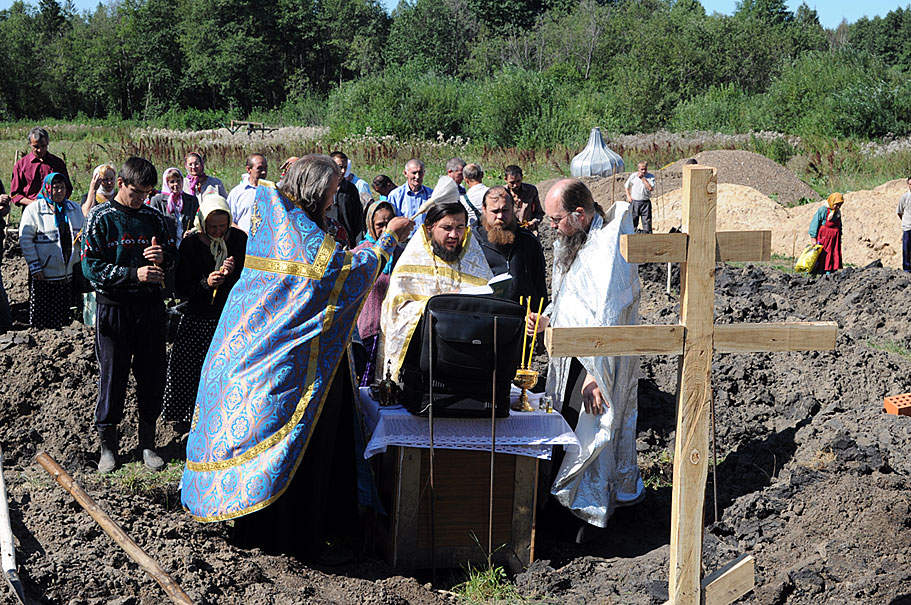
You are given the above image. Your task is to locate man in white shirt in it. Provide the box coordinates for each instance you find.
[227,154,268,233]
[624,161,656,233]
[462,163,487,226]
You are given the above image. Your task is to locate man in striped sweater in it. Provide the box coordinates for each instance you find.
[82,157,177,473]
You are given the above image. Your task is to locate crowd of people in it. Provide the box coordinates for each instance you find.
[0,124,865,565]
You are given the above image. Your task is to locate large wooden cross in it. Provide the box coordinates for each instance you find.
[544,165,838,605]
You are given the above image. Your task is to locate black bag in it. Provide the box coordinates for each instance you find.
[70,233,94,294]
[401,294,524,418]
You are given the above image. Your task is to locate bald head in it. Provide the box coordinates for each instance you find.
[544,178,597,236]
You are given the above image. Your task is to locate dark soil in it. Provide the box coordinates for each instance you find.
[3,220,911,603]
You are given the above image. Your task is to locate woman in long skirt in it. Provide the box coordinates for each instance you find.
[19,173,84,329]
[162,190,246,428]
[809,192,844,274]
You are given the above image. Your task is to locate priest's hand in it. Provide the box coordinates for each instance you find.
[581,373,607,415]
[386,217,414,242]
[526,312,548,336]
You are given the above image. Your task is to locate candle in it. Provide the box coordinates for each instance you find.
[520,296,530,369]
[528,297,544,367]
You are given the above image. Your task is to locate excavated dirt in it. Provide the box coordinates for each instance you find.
[4,182,911,603]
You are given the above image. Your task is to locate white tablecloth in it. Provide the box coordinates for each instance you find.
[358,386,580,460]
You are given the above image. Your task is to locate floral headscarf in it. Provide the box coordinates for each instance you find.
[37,172,70,236]
[364,200,395,273]
[161,167,184,214]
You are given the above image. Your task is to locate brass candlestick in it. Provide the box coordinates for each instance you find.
[512,368,538,412]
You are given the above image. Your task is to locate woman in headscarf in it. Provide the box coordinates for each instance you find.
[81,163,116,217]
[183,151,227,199]
[162,188,246,428]
[147,167,199,247]
[19,173,85,328]
[809,192,844,274]
[352,201,404,384]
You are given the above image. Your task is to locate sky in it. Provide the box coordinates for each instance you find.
[0,0,903,30]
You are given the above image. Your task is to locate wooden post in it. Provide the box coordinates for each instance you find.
[669,166,717,604]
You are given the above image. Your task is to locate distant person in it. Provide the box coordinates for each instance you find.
[147,167,199,245]
[372,175,396,201]
[19,173,84,329]
[183,152,227,199]
[447,157,466,193]
[329,151,365,248]
[387,159,433,236]
[809,193,844,274]
[163,191,245,429]
[505,165,542,233]
[345,159,371,197]
[82,157,177,473]
[476,186,547,305]
[227,153,267,234]
[897,177,911,272]
[461,163,486,226]
[624,161,655,233]
[82,164,117,217]
[11,127,71,206]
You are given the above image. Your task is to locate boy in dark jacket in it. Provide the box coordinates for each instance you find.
[82,157,177,473]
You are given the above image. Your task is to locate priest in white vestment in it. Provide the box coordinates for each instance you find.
[529,178,643,538]
[378,176,493,381]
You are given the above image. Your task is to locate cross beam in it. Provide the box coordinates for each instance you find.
[544,165,837,605]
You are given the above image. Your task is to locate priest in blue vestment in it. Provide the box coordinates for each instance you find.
[181,155,413,562]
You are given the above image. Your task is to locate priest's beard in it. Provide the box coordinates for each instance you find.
[555,228,588,274]
[483,215,516,246]
[431,240,462,263]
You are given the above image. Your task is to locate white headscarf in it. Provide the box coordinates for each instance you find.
[193,186,232,270]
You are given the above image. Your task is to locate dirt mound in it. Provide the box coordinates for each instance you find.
[652,180,907,269]
[4,226,911,603]
[538,149,820,211]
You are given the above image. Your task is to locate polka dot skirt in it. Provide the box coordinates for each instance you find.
[162,314,219,423]
[29,278,72,329]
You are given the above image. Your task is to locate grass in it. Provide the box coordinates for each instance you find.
[104,459,183,494]
[454,563,526,604]
[640,449,674,489]
[866,338,911,360]
[723,253,798,274]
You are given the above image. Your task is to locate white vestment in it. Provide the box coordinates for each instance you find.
[377,225,493,381]
[544,202,643,528]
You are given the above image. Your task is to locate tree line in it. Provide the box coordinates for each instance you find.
[2,0,911,144]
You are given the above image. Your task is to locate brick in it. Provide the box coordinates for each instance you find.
[884,393,911,416]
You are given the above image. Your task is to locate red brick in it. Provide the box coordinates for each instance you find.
[884,393,911,416]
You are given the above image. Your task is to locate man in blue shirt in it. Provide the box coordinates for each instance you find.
[387,159,433,236]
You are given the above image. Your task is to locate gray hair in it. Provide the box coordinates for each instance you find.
[405,158,424,172]
[28,127,49,145]
[279,154,340,230]
[463,163,483,183]
[446,157,466,172]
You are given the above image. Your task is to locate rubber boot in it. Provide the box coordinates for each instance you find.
[138,419,165,471]
[97,426,118,474]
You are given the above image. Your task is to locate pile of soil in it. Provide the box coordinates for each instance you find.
[539,149,820,209]
[3,218,911,602]
[653,179,907,269]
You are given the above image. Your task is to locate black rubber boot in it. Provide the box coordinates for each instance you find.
[97,426,118,474]
[138,419,165,471]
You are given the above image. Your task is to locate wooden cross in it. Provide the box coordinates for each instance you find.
[544,165,838,605]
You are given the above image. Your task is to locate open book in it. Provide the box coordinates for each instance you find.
[459,273,513,298]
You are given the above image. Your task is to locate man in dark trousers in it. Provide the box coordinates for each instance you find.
[329,151,365,248]
[476,186,548,306]
[82,157,177,473]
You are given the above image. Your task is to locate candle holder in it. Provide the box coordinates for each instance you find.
[512,368,538,412]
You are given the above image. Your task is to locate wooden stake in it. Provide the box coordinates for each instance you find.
[0,447,25,603]
[35,452,194,605]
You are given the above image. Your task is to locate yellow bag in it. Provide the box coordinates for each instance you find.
[795,243,823,273]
